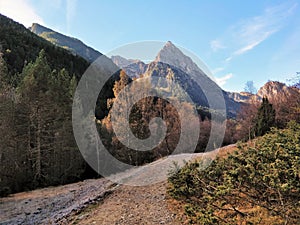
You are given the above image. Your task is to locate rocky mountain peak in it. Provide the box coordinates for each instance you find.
[155,41,187,63]
[258,81,288,96]
[257,81,300,102]
[155,41,207,80]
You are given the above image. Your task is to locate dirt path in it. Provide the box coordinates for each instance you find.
[0,153,196,225]
[66,145,236,225]
[0,145,237,225]
[66,182,181,225]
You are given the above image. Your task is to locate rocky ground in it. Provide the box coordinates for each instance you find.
[0,179,114,225]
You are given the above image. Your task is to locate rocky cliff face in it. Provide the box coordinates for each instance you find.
[227,92,255,103]
[111,55,147,78]
[30,23,102,63]
[144,61,209,107]
[257,81,300,102]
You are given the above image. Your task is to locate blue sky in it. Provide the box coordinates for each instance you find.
[0,0,299,92]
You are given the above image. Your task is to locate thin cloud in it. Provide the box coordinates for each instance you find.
[216,73,233,87]
[0,0,44,27]
[210,40,226,52]
[233,42,260,56]
[225,56,232,62]
[221,2,297,62]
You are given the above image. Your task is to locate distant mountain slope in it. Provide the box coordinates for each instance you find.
[111,55,147,78]
[0,14,89,85]
[111,55,140,68]
[110,42,299,118]
[228,81,300,104]
[30,23,102,63]
[227,91,255,103]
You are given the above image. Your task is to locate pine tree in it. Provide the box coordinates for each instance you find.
[0,52,7,89]
[18,50,52,184]
[254,97,275,137]
[18,50,85,186]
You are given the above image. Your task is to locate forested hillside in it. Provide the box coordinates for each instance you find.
[0,14,93,196]
[0,49,89,196]
[0,14,89,87]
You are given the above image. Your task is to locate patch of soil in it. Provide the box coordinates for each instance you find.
[67,182,181,225]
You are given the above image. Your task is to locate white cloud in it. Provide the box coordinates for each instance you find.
[216,73,233,87]
[210,40,226,52]
[224,56,232,62]
[233,38,266,56]
[220,2,297,62]
[0,0,44,27]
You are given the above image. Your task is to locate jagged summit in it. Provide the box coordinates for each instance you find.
[155,41,207,80]
[162,40,176,49]
[155,41,186,62]
[257,81,300,102]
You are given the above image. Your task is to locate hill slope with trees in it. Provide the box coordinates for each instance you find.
[0,14,95,196]
[0,14,89,87]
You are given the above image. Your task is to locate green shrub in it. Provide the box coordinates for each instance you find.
[168,121,300,224]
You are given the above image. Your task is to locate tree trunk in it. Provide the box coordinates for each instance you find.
[35,106,41,182]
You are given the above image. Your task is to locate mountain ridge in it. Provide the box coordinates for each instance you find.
[27,23,300,117]
[111,55,147,78]
[0,14,89,84]
[30,23,102,63]
[229,80,300,104]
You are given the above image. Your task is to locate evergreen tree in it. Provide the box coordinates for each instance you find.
[254,97,275,137]
[17,50,85,186]
[0,52,8,89]
[18,49,52,185]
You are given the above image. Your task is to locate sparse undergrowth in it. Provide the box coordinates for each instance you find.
[168,121,300,224]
